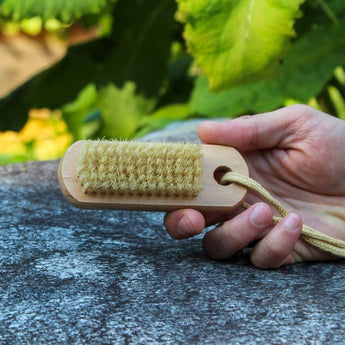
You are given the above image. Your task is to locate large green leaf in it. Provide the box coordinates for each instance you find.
[0,0,176,131]
[177,0,305,91]
[190,24,345,117]
[97,82,155,139]
[0,0,112,21]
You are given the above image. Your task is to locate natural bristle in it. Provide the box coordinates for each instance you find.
[76,141,203,197]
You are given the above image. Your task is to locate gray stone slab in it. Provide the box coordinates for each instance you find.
[1,122,345,344]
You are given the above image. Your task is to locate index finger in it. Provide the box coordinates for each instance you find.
[197,105,312,152]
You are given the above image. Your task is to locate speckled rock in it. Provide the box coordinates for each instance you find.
[1,120,345,345]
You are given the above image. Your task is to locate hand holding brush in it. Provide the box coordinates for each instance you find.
[164,104,345,268]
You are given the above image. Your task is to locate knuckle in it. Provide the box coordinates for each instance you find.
[252,242,285,269]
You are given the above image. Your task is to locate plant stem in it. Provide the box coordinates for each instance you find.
[316,0,340,26]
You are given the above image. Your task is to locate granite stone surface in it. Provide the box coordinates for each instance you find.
[1,121,345,344]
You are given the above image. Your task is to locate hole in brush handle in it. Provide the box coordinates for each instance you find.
[213,166,232,186]
[58,141,249,213]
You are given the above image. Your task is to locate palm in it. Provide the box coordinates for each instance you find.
[245,145,345,262]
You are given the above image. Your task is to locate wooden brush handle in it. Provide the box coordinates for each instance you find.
[58,141,248,213]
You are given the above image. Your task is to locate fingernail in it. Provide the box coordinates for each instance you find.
[200,120,217,126]
[199,121,223,130]
[284,213,301,232]
[250,204,271,227]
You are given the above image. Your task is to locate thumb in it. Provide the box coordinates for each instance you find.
[197,106,305,152]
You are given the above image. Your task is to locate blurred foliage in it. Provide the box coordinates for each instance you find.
[0,0,345,164]
[0,0,114,23]
[0,109,72,165]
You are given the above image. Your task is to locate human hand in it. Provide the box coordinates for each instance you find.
[164,105,345,268]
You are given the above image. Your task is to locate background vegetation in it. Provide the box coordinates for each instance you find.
[0,0,344,164]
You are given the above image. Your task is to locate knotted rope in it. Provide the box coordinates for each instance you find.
[221,171,345,257]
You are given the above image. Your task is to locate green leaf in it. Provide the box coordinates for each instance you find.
[0,0,176,131]
[97,82,155,139]
[62,82,155,139]
[135,103,191,138]
[0,0,113,22]
[190,76,274,117]
[177,0,305,91]
[328,85,345,120]
[62,83,99,139]
[190,24,345,117]
[149,103,191,120]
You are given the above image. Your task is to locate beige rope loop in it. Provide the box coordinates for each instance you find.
[221,171,345,258]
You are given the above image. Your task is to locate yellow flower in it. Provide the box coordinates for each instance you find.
[34,133,72,160]
[0,131,26,155]
[0,109,73,165]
